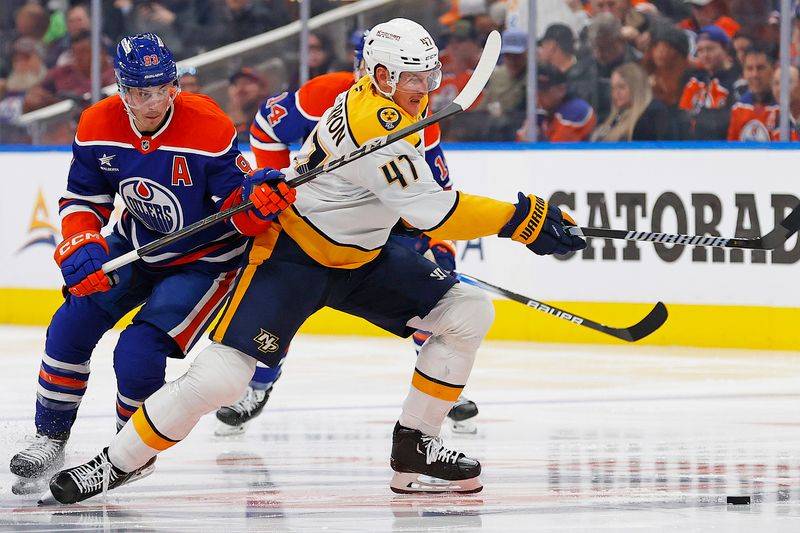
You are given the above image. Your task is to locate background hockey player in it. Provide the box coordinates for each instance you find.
[8,33,294,494]
[47,18,585,503]
[217,30,477,437]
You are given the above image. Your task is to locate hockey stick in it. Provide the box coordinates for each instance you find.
[565,203,800,250]
[100,31,502,274]
[456,273,667,342]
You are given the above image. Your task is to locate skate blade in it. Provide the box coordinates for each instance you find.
[389,472,483,494]
[122,460,156,486]
[448,418,477,434]
[37,488,59,506]
[214,419,251,437]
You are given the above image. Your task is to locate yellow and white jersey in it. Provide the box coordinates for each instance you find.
[277,75,516,269]
[278,75,457,269]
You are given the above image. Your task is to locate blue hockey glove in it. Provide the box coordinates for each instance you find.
[428,238,456,273]
[498,192,586,256]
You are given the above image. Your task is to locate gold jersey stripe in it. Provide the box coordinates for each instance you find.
[131,405,179,452]
[278,206,380,269]
[426,192,516,241]
[411,368,463,402]
[213,224,282,340]
[346,76,424,148]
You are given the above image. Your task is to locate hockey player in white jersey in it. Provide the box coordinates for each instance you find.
[47,18,586,503]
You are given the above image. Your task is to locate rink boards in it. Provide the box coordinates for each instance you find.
[1,144,798,350]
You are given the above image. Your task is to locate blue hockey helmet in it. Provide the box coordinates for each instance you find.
[114,33,177,89]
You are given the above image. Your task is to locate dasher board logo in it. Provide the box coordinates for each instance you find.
[377,107,401,131]
[119,177,182,233]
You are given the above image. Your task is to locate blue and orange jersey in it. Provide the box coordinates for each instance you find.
[679,68,739,113]
[249,71,452,189]
[536,97,596,142]
[60,92,256,271]
[727,91,799,141]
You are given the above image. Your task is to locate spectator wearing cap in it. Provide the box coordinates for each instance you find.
[679,0,741,39]
[587,13,642,122]
[24,30,115,113]
[728,44,779,141]
[178,66,202,94]
[591,62,675,141]
[678,24,740,139]
[538,23,599,114]
[227,66,269,143]
[535,64,596,142]
[480,28,528,140]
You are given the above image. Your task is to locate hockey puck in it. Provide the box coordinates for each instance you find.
[726,496,751,505]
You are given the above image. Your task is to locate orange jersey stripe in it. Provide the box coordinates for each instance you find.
[39,368,87,389]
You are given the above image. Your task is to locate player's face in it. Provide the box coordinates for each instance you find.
[124,82,178,129]
[393,68,441,115]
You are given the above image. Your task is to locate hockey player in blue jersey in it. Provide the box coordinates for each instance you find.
[8,33,295,494]
[215,31,478,437]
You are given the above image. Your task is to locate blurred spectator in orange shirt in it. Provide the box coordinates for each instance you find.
[679,0,740,39]
[534,64,596,142]
[727,44,781,140]
[645,25,691,108]
[679,24,741,139]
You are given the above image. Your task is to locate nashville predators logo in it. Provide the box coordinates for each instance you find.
[377,107,401,131]
[254,328,280,353]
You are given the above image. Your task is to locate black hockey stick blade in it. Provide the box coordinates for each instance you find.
[101,31,502,274]
[457,273,668,342]
[567,203,800,251]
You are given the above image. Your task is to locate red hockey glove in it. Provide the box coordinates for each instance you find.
[226,168,297,236]
[498,193,586,256]
[54,231,111,297]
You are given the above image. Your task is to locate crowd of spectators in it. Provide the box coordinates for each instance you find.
[0,0,339,143]
[437,0,799,142]
[0,0,797,144]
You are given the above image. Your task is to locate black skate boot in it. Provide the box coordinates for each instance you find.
[389,422,482,494]
[214,385,271,436]
[447,397,479,434]
[48,447,135,504]
[10,432,68,495]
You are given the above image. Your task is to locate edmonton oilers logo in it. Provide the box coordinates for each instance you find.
[119,177,182,233]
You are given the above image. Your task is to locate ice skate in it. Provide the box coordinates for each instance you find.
[446,396,478,434]
[48,448,135,504]
[10,433,68,495]
[389,422,482,494]
[214,385,271,436]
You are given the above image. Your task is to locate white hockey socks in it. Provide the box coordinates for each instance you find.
[401,283,494,436]
[109,342,256,472]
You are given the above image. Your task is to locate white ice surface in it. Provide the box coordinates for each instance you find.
[2,325,800,532]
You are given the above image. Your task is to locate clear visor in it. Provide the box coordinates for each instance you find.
[395,66,442,93]
[120,80,180,112]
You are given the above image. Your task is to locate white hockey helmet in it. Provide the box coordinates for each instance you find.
[363,18,442,97]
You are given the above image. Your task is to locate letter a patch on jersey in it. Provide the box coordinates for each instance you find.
[171,155,193,186]
[377,107,401,131]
